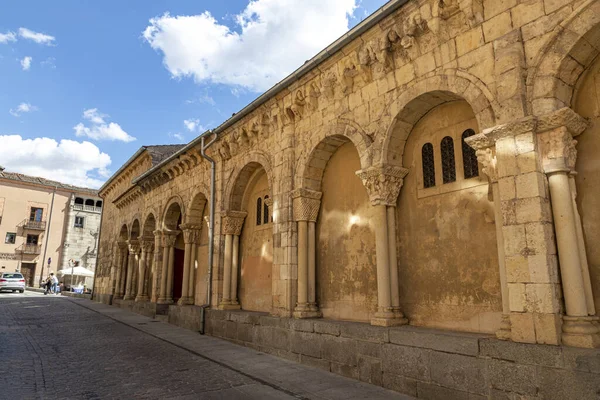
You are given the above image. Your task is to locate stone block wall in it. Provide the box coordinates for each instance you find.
[204,309,600,399]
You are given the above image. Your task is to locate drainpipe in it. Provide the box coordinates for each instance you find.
[39,185,57,287]
[199,131,218,334]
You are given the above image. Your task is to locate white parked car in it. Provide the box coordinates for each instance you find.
[0,272,26,293]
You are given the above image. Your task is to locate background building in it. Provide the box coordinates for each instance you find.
[0,166,101,287]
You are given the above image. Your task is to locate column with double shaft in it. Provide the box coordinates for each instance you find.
[219,211,246,310]
[356,164,409,327]
[114,242,128,299]
[151,230,163,303]
[135,238,154,302]
[292,188,322,318]
[123,240,140,301]
[157,230,178,304]
[538,111,599,348]
[178,224,201,305]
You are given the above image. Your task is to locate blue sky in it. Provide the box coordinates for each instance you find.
[0,0,387,188]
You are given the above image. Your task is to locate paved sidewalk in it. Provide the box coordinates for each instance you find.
[72,297,411,399]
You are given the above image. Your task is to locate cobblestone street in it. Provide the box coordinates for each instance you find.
[0,291,408,399]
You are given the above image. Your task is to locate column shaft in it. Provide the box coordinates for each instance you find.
[166,245,175,303]
[136,250,147,302]
[230,235,240,303]
[178,242,192,305]
[297,221,308,308]
[374,205,392,316]
[188,244,197,304]
[114,248,123,297]
[308,221,317,308]
[387,206,400,311]
[119,252,128,297]
[222,234,233,305]
[492,182,511,340]
[158,245,169,303]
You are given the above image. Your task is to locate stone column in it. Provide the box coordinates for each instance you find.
[157,231,178,304]
[538,119,599,348]
[151,230,162,303]
[292,189,322,318]
[178,224,201,305]
[135,239,153,302]
[124,240,140,301]
[219,211,246,310]
[356,164,409,327]
[114,242,128,299]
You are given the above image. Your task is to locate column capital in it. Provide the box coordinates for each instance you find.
[292,188,322,222]
[538,127,577,174]
[355,164,409,206]
[537,107,589,137]
[118,241,128,251]
[161,230,179,247]
[140,239,154,253]
[222,211,247,236]
[180,223,202,244]
[127,240,140,255]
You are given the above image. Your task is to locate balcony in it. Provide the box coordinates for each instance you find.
[73,204,102,213]
[16,244,42,255]
[20,218,47,231]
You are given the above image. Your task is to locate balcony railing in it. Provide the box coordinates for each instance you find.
[20,218,47,231]
[73,204,102,213]
[16,244,42,254]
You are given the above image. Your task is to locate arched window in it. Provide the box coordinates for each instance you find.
[85,199,94,206]
[74,197,84,205]
[421,143,435,189]
[95,200,103,208]
[441,136,456,184]
[263,196,270,224]
[461,129,479,179]
[256,197,262,226]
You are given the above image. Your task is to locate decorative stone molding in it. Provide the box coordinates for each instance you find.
[180,223,202,244]
[475,148,498,183]
[127,240,140,255]
[537,107,589,137]
[161,231,179,248]
[264,197,274,207]
[465,116,536,150]
[538,127,578,173]
[356,164,409,206]
[292,189,322,222]
[222,211,247,236]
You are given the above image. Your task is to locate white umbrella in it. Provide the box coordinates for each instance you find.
[57,266,94,277]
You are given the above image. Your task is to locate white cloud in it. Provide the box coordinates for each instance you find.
[18,27,55,45]
[21,56,32,71]
[0,135,111,188]
[143,0,357,92]
[41,57,56,69]
[9,102,38,117]
[73,108,136,142]
[169,132,185,142]
[183,118,208,133]
[0,31,16,44]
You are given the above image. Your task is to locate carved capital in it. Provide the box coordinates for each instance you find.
[537,107,589,137]
[153,230,163,250]
[180,223,202,244]
[538,127,577,174]
[118,242,128,252]
[264,197,274,207]
[355,164,409,206]
[222,211,247,236]
[161,230,179,248]
[127,240,140,255]
[140,240,154,254]
[475,148,498,183]
[292,189,322,222]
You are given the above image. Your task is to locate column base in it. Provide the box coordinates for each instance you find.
[177,297,194,306]
[496,314,512,341]
[156,297,173,305]
[123,294,134,301]
[219,303,241,310]
[562,316,600,348]
[114,294,124,300]
[371,311,408,327]
[135,295,149,303]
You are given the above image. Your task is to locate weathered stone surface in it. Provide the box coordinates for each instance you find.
[314,320,341,336]
[389,327,481,356]
[430,352,487,395]
[357,355,383,386]
[321,335,357,366]
[538,367,600,400]
[340,322,389,343]
[290,331,321,358]
[479,338,563,367]
[299,354,330,371]
[382,373,418,397]
[562,347,600,374]
[416,381,486,400]
[290,318,314,332]
[488,359,538,395]
[381,344,430,381]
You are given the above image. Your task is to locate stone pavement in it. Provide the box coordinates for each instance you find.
[0,291,411,399]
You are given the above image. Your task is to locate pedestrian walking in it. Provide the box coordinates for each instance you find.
[44,275,53,295]
[50,273,58,295]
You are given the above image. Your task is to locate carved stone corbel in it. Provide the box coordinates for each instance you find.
[355,164,410,206]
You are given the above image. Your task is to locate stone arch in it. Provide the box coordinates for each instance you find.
[130,218,141,240]
[381,72,497,167]
[161,196,185,230]
[296,120,373,191]
[528,0,600,115]
[118,224,128,242]
[224,151,274,212]
[185,186,209,225]
[142,212,156,238]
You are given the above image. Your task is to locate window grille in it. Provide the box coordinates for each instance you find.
[256,197,262,226]
[441,136,456,184]
[421,143,435,188]
[461,129,479,179]
[263,196,270,224]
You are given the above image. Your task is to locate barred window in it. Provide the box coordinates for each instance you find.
[256,197,262,226]
[421,143,435,189]
[461,129,479,179]
[263,196,270,224]
[441,136,456,184]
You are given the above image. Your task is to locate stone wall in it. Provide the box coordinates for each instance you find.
[204,309,600,400]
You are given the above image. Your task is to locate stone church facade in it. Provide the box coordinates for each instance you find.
[94,0,600,397]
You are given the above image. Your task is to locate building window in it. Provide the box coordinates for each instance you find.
[263,196,270,224]
[75,216,85,228]
[75,197,84,205]
[85,199,94,207]
[462,129,479,179]
[256,197,262,226]
[96,200,103,208]
[30,207,43,222]
[26,234,39,245]
[421,143,435,189]
[441,136,456,184]
[5,233,16,244]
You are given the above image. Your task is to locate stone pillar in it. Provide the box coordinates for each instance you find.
[178,224,201,306]
[151,230,162,303]
[538,116,599,348]
[135,239,153,302]
[219,211,246,310]
[114,242,128,299]
[157,231,178,305]
[356,164,409,327]
[124,240,140,301]
[292,189,322,318]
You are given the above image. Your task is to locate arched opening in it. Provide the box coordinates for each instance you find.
[187,192,208,306]
[85,199,94,207]
[96,200,103,208]
[117,224,129,295]
[75,197,84,205]
[313,136,377,322]
[394,99,501,333]
[235,163,273,313]
[142,213,156,301]
[163,201,185,303]
[573,49,600,313]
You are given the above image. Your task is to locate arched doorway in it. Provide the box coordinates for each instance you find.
[315,138,377,322]
[162,201,185,304]
[116,224,129,298]
[187,192,209,306]
[394,98,501,333]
